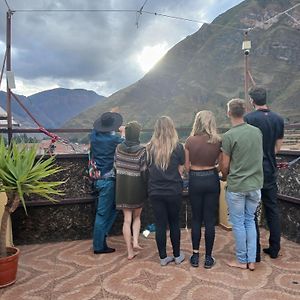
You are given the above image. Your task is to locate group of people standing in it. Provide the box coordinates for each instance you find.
[89,86,284,272]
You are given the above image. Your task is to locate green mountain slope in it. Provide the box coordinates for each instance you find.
[66,0,300,130]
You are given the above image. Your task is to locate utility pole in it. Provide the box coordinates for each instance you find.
[6,10,13,143]
[242,31,252,112]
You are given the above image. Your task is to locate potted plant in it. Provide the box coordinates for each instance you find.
[0,138,64,287]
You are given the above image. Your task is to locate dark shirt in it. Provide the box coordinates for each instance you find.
[148,143,185,196]
[90,130,124,176]
[185,134,221,167]
[244,109,284,185]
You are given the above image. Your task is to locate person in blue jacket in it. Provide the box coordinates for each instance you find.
[90,111,125,254]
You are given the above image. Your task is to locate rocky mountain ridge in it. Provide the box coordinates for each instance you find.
[65,0,300,130]
[0,88,105,128]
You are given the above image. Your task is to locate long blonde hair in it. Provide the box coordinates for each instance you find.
[190,110,220,143]
[147,116,179,171]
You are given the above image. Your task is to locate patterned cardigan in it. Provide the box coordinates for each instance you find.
[114,143,148,209]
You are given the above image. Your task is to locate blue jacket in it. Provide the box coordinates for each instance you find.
[90,129,124,176]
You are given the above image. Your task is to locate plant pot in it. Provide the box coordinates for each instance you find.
[0,247,20,288]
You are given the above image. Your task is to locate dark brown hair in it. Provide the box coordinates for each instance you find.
[249,86,267,105]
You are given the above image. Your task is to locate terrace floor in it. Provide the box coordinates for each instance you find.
[1,227,300,300]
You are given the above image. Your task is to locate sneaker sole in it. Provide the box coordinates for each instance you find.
[204,260,216,269]
[175,257,185,265]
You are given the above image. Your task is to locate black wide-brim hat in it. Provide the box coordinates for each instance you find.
[93,112,123,133]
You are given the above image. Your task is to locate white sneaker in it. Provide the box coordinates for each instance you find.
[175,252,185,264]
[160,256,174,266]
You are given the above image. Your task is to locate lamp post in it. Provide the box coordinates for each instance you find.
[242,32,252,112]
[6,10,13,143]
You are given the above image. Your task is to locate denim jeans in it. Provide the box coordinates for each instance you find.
[93,179,117,251]
[226,189,261,263]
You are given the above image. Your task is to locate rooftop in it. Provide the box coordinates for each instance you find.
[1,227,299,300]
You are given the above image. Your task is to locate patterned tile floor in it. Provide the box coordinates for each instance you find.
[1,227,300,300]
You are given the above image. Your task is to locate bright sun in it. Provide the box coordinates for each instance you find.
[137,42,169,73]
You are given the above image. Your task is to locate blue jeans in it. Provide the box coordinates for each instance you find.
[93,179,117,251]
[226,190,261,263]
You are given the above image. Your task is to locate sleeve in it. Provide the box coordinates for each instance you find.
[221,134,232,156]
[113,145,119,170]
[114,135,125,145]
[140,149,149,184]
[140,148,147,172]
[177,143,185,165]
[89,129,96,143]
[277,116,284,139]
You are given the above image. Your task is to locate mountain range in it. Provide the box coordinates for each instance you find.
[65,0,300,130]
[0,88,105,128]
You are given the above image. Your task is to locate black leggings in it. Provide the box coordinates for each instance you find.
[189,169,220,256]
[150,195,181,259]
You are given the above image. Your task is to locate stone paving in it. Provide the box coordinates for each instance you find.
[1,227,299,300]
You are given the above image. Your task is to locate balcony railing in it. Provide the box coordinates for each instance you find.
[9,150,300,245]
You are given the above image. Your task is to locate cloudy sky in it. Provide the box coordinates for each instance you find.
[0,0,243,96]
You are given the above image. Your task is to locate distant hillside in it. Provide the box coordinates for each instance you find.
[0,88,105,128]
[0,91,33,127]
[66,0,300,129]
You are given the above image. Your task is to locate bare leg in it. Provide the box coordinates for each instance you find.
[132,207,143,250]
[122,209,137,260]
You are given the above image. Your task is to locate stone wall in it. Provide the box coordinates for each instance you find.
[276,152,300,243]
[12,154,192,244]
[12,193,190,245]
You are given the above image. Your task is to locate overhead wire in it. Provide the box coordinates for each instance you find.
[9,2,300,33]
[136,0,149,28]
[0,50,7,90]
[143,10,253,31]
[14,9,137,13]
[3,0,11,10]
[11,8,251,32]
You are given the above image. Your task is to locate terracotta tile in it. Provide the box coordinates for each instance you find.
[1,228,299,300]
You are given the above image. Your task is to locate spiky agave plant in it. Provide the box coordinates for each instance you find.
[0,138,64,257]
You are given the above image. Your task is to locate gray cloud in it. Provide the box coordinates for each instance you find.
[0,0,243,95]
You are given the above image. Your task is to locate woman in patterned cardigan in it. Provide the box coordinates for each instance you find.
[115,121,147,260]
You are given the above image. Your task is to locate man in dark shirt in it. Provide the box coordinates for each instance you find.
[244,87,284,260]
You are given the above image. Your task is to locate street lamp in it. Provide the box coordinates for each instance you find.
[242,32,252,111]
[242,39,251,55]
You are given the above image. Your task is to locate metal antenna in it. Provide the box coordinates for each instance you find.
[136,0,149,28]
[4,0,10,10]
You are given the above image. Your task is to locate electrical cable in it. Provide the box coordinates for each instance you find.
[0,50,7,90]
[11,2,300,32]
[12,8,252,32]
[136,0,149,28]
[3,0,11,10]
[13,9,137,13]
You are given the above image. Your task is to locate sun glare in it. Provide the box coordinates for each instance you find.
[137,42,169,73]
